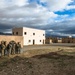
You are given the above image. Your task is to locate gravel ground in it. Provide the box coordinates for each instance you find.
[23,43,75,51]
[0,52,75,75]
[0,44,75,75]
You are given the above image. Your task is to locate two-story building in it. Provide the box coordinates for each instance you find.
[12,27,45,45]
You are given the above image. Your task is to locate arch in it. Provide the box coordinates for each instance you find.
[9,40,16,44]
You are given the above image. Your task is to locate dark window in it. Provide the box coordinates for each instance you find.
[24,32,27,35]
[40,40,41,42]
[43,34,45,36]
[29,40,31,42]
[16,32,18,35]
[33,33,35,35]
[43,40,44,44]
[13,32,14,35]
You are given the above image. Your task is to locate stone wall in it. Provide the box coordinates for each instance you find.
[45,37,58,44]
[62,38,74,43]
[0,35,23,47]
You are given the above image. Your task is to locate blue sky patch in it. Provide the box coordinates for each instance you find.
[55,9,75,16]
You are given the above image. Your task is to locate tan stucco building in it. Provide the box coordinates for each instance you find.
[12,27,45,45]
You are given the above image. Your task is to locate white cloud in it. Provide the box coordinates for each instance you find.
[14,0,28,6]
[40,0,73,11]
[0,0,28,9]
[0,0,6,8]
[0,2,58,26]
[40,0,47,3]
[66,5,75,10]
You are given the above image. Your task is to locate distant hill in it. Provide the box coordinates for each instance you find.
[46,34,64,38]
[0,32,12,35]
[46,34,75,38]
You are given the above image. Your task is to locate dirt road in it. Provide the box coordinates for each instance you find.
[23,43,75,51]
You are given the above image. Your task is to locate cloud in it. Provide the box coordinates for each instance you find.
[0,0,28,8]
[0,1,58,26]
[0,0,75,37]
[66,5,75,10]
[15,0,28,6]
[40,0,73,11]
[42,17,75,37]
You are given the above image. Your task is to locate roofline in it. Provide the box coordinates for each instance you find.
[13,26,45,31]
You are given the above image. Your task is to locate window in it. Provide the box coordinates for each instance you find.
[43,40,44,44]
[13,32,14,35]
[16,32,18,35]
[33,33,35,35]
[24,32,27,35]
[29,40,31,42]
[43,34,45,36]
[40,40,41,42]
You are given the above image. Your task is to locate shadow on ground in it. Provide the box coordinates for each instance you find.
[32,52,74,59]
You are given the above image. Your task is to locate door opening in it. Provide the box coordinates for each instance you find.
[43,40,44,44]
[33,40,35,45]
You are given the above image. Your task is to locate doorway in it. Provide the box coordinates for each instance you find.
[33,40,35,45]
[43,40,44,44]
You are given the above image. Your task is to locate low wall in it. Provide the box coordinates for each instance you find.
[0,35,23,48]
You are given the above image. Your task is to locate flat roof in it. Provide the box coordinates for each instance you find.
[23,27,45,31]
[13,26,45,31]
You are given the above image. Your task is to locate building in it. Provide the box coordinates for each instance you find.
[0,35,23,47]
[57,38,62,43]
[45,37,57,44]
[45,37,62,44]
[46,36,75,44]
[45,37,53,44]
[12,27,45,45]
[62,37,75,43]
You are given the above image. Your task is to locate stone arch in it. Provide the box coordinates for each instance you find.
[9,40,16,44]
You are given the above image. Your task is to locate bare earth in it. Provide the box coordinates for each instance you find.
[0,44,75,75]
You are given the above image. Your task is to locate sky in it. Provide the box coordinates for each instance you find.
[0,0,75,37]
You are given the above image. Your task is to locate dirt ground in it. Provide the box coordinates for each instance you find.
[0,45,75,75]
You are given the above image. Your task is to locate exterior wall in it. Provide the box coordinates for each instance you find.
[46,37,58,44]
[52,38,58,43]
[0,35,23,48]
[46,37,75,44]
[58,39,62,43]
[73,38,75,43]
[50,39,53,43]
[12,27,23,36]
[62,38,74,43]
[23,27,45,45]
[45,38,53,44]
[46,37,62,44]
[12,27,45,45]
